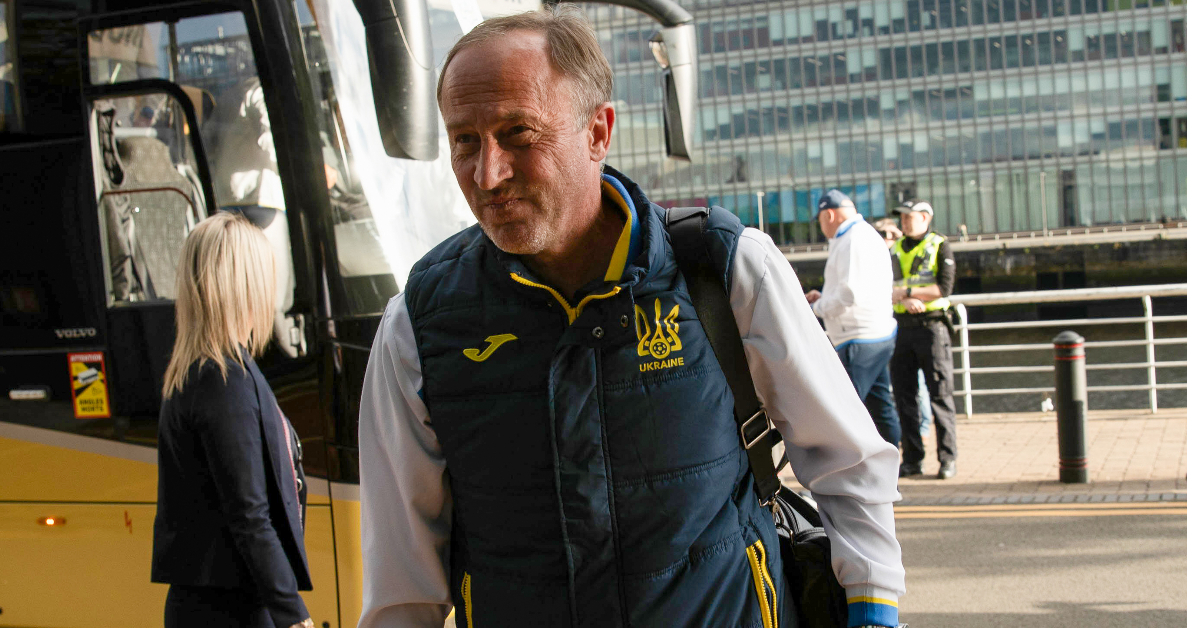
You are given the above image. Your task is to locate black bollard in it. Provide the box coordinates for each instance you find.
[1053,331,1088,483]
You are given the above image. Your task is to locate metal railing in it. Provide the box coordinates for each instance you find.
[782,221,1187,261]
[949,284,1187,417]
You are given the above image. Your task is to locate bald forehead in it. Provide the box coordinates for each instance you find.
[440,29,579,132]
[442,30,553,96]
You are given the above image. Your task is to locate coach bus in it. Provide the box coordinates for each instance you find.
[0,0,696,624]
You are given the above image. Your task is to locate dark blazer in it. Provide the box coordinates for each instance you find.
[152,350,311,627]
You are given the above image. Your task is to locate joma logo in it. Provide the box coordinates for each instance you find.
[55,328,97,339]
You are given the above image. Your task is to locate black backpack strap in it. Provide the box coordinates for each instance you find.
[666,207,782,507]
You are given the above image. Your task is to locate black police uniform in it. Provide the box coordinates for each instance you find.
[890,230,958,475]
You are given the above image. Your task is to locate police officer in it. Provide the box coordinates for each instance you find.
[890,200,958,479]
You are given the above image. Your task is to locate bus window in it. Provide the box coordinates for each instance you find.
[87,22,166,84]
[88,13,302,356]
[0,1,17,132]
[91,93,204,303]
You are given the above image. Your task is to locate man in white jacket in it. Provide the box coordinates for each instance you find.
[805,190,900,447]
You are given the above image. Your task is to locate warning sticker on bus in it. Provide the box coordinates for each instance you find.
[68,352,111,419]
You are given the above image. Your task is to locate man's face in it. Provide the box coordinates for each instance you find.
[900,210,931,237]
[440,31,610,256]
[817,208,836,239]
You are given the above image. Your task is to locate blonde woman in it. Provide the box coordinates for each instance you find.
[150,212,313,628]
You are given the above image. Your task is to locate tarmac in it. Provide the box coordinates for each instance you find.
[780,407,1188,506]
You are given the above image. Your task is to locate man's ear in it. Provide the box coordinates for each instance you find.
[588,102,616,163]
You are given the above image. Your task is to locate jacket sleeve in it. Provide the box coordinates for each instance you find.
[936,239,956,297]
[190,364,309,628]
[729,229,906,625]
[358,295,453,628]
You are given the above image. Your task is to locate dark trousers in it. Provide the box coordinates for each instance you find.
[836,337,901,447]
[164,584,273,628]
[891,321,958,464]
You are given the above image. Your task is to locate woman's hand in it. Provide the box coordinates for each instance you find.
[290,618,315,628]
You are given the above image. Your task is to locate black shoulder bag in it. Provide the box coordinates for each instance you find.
[666,207,850,628]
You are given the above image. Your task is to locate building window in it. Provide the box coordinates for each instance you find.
[989,36,1004,69]
[1054,30,1069,62]
[910,45,925,77]
[1103,32,1118,58]
[1006,34,1020,68]
[1086,30,1102,60]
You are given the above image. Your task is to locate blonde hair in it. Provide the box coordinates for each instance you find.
[162,211,277,398]
[436,4,613,129]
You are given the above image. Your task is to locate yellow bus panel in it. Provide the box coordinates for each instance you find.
[0,425,346,627]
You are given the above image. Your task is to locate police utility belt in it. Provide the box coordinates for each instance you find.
[895,311,953,329]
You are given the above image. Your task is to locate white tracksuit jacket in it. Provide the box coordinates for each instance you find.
[811,215,898,348]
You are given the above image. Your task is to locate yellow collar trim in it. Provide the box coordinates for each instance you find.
[601,180,633,282]
[509,273,622,325]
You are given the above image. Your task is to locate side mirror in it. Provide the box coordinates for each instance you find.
[649,25,697,161]
[351,0,438,160]
[593,0,698,161]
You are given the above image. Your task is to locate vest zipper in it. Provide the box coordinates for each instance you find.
[461,572,474,628]
[746,539,778,628]
[509,273,622,325]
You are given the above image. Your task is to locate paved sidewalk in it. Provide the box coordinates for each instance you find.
[781,408,1187,506]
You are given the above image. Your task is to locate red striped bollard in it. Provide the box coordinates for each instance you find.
[1053,331,1088,484]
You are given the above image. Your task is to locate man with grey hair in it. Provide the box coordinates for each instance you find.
[357,7,905,628]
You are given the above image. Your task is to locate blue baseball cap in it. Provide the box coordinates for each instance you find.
[817,190,855,212]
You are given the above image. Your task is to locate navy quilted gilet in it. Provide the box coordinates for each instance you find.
[404,168,794,628]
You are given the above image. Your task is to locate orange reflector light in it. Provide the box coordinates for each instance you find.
[38,517,66,527]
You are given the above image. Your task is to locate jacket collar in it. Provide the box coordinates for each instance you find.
[834,214,864,238]
[599,165,664,289]
[599,172,643,281]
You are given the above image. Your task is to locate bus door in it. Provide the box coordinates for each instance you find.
[78,7,337,625]
[0,7,334,627]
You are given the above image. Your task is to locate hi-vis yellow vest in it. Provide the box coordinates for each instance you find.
[892,232,950,314]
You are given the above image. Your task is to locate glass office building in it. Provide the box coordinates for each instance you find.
[584,0,1187,244]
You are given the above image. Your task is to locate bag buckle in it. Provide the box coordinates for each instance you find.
[739,408,772,450]
[763,486,782,511]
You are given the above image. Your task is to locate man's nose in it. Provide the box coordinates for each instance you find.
[474,138,513,191]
